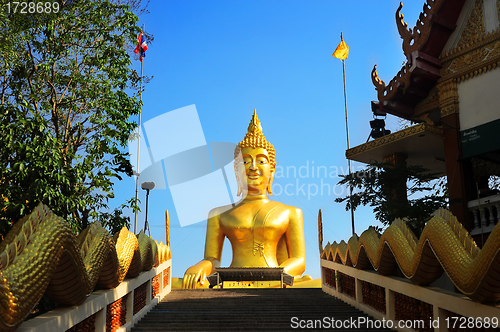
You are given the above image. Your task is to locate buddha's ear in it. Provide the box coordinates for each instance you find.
[267,169,275,195]
[234,155,243,196]
[236,173,242,196]
[235,166,247,197]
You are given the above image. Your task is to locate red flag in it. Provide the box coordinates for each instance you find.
[134,32,148,62]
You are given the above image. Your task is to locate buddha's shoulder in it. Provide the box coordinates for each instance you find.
[276,202,302,216]
[208,204,235,218]
[281,204,302,215]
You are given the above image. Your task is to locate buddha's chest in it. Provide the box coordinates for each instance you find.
[220,203,289,242]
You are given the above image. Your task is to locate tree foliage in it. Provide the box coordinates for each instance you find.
[335,162,448,237]
[0,0,146,236]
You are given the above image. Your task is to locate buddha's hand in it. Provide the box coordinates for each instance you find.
[182,260,213,289]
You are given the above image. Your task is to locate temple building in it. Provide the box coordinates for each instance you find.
[346,0,500,245]
[320,3,500,326]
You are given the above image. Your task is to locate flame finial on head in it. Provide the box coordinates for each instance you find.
[247,109,263,134]
[234,109,276,169]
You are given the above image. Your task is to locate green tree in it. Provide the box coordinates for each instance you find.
[0,0,145,236]
[335,162,448,237]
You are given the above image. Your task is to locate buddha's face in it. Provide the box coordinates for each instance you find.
[239,147,274,196]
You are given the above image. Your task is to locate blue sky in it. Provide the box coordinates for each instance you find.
[110,0,425,280]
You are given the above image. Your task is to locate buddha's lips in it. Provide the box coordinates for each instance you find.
[246,171,261,179]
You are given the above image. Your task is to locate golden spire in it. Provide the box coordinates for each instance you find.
[235,109,276,169]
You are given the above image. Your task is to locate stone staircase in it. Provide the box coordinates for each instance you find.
[131,288,393,331]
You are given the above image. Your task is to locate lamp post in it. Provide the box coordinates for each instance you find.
[141,181,155,236]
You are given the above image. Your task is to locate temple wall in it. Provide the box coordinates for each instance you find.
[321,259,500,332]
[458,66,500,130]
[17,260,172,332]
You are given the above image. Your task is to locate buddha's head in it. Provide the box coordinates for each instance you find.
[234,110,276,197]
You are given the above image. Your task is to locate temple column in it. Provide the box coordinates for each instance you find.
[383,152,408,207]
[438,80,474,231]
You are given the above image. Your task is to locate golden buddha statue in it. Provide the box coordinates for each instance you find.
[182,110,306,288]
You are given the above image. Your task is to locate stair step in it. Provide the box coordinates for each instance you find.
[131,289,392,331]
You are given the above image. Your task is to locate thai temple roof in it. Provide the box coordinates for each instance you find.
[371,0,467,121]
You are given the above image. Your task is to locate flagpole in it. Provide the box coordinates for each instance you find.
[340,39,355,236]
[134,23,145,234]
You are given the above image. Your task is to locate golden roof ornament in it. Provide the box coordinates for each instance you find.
[235,109,276,169]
